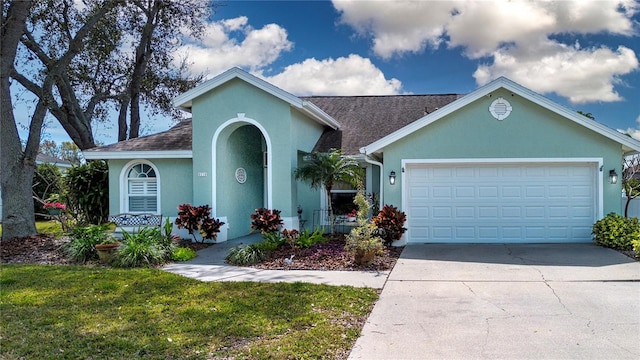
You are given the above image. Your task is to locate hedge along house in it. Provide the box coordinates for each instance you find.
[84,67,640,244]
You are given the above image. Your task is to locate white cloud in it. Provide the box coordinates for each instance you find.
[473,42,638,103]
[333,0,639,103]
[333,1,452,59]
[619,115,640,141]
[173,16,402,96]
[174,16,293,77]
[259,54,403,95]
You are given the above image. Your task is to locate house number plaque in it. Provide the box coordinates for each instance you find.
[235,168,247,184]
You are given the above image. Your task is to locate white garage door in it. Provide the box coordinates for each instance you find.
[405,162,598,243]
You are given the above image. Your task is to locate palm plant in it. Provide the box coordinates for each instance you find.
[294,149,363,233]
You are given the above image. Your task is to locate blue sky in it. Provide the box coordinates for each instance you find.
[27,0,640,145]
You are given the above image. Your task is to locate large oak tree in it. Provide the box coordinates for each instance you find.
[1,0,212,239]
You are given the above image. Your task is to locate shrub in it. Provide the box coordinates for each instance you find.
[632,239,640,257]
[174,203,225,243]
[262,231,285,251]
[65,224,111,263]
[344,188,384,265]
[114,227,166,267]
[592,213,640,250]
[171,247,197,262]
[33,163,63,219]
[373,205,407,245]
[295,227,326,248]
[225,244,266,266]
[64,161,109,225]
[282,229,299,248]
[250,208,283,234]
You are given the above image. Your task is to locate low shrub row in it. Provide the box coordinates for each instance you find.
[65,218,196,267]
[592,213,640,250]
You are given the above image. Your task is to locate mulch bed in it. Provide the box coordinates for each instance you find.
[1,234,71,265]
[0,234,404,271]
[3,234,634,268]
[253,236,403,271]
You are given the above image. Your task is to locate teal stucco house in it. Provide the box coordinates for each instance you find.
[84,67,640,245]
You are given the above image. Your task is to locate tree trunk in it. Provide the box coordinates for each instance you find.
[1,0,38,239]
[127,0,161,140]
[625,196,632,217]
[117,95,130,141]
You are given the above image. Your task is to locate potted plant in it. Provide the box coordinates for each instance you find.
[43,201,66,216]
[345,209,358,222]
[344,189,384,265]
[95,236,121,264]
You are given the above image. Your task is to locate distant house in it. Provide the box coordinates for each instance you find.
[84,67,640,244]
[0,154,73,219]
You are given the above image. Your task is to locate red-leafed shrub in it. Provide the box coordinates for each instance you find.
[373,205,407,245]
[250,208,283,234]
[175,203,224,243]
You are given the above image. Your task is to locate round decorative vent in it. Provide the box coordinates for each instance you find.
[489,97,513,120]
[235,168,247,184]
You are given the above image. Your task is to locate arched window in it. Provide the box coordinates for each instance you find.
[126,163,158,213]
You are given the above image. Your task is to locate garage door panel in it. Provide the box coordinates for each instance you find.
[548,186,569,198]
[526,167,546,177]
[502,207,522,218]
[525,186,545,198]
[456,207,475,218]
[433,227,453,239]
[409,186,429,199]
[406,162,597,243]
[502,186,522,198]
[478,186,498,198]
[432,186,452,198]
[478,206,498,218]
[572,186,593,197]
[548,206,569,218]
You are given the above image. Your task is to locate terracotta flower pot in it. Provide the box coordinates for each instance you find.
[354,248,376,265]
[95,243,121,264]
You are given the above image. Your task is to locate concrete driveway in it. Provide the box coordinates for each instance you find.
[349,244,640,359]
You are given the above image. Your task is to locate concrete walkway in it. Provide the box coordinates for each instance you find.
[162,234,390,288]
[348,243,640,360]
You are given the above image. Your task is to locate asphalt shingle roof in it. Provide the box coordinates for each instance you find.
[302,94,463,154]
[85,119,192,152]
[86,94,464,155]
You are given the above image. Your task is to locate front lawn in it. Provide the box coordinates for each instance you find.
[0,221,64,237]
[0,265,378,359]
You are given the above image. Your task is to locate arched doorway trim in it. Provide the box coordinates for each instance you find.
[211,114,272,214]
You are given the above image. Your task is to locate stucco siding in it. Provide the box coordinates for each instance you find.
[191,79,294,214]
[290,108,326,216]
[108,158,193,217]
[382,89,624,216]
[187,78,330,239]
[295,151,322,231]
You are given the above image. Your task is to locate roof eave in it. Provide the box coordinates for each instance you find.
[300,101,340,130]
[83,150,193,160]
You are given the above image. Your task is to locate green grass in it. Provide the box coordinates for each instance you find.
[0,265,378,359]
[0,221,64,237]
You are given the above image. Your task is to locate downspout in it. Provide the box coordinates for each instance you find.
[362,152,384,210]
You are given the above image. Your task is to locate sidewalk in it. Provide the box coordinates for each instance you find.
[162,233,390,289]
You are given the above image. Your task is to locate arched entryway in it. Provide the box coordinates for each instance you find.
[212,116,271,239]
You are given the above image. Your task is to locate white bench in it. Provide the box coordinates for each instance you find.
[109,213,163,237]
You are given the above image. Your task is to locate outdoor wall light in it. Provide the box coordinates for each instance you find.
[389,171,396,185]
[609,169,618,184]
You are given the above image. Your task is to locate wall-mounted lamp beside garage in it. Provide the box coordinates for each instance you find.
[389,171,396,185]
[609,169,618,184]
